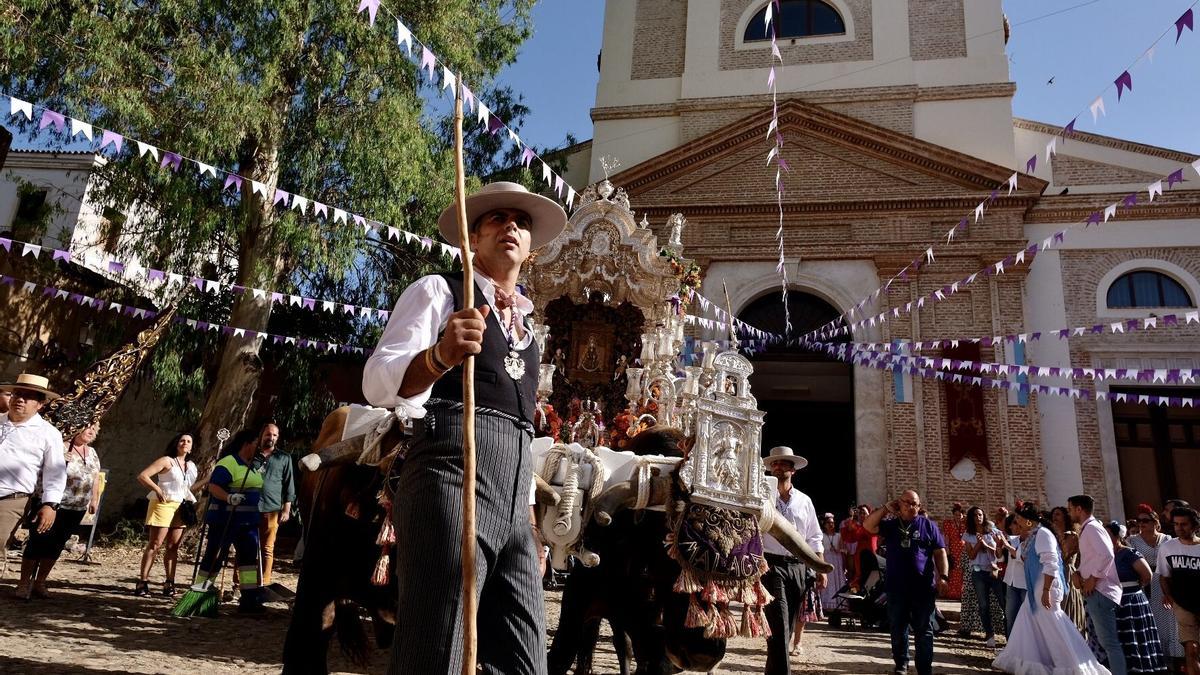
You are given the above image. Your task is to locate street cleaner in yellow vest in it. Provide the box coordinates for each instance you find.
[197,428,267,614]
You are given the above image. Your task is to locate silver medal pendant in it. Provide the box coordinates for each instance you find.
[504,350,526,380]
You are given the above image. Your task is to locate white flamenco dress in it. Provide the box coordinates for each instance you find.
[993,526,1110,675]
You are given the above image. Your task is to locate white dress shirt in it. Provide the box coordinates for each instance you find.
[763,487,824,558]
[0,412,67,503]
[1078,515,1123,605]
[362,271,534,411]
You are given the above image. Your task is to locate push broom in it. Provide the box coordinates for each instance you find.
[173,438,254,618]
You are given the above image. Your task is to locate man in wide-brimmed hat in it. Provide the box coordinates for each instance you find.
[0,373,66,599]
[363,181,566,674]
[760,446,825,674]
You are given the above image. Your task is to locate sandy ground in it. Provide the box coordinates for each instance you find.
[0,546,998,674]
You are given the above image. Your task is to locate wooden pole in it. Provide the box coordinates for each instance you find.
[452,81,479,675]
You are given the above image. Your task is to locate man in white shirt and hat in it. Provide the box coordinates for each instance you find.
[760,446,825,675]
[0,373,66,598]
[363,182,566,675]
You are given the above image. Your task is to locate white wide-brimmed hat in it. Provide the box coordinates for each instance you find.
[763,446,808,471]
[437,181,568,250]
[0,372,60,400]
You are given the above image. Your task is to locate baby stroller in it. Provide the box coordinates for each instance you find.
[826,549,889,630]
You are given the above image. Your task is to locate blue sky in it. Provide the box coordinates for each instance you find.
[503,0,1200,156]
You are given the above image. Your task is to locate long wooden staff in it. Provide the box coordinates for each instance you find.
[452,80,479,675]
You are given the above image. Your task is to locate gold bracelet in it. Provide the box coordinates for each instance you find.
[425,347,448,375]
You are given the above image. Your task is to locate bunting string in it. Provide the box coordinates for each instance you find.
[763,0,791,335]
[0,235,394,322]
[802,339,1199,408]
[0,271,369,355]
[3,90,464,262]
[809,341,1200,385]
[795,3,1197,344]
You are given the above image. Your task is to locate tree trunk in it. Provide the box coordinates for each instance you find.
[191,134,288,475]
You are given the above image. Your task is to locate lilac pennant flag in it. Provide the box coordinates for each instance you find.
[223,174,244,192]
[420,47,436,80]
[270,292,284,305]
[1114,71,1132,101]
[521,147,535,168]
[0,238,9,252]
[160,152,183,172]
[356,0,380,26]
[38,109,66,133]
[302,298,315,311]
[487,114,503,135]
[52,249,71,263]
[1177,8,1194,43]
[314,202,328,219]
[462,85,476,113]
[99,130,124,153]
[148,269,165,283]
[274,189,291,206]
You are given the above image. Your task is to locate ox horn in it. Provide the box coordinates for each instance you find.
[592,469,673,526]
[759,501,834,573]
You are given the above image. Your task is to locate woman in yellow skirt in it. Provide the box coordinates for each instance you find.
[135,433,200,597]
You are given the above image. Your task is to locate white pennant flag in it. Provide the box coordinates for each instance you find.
[1089,96,1106,123]
[541,161,552,185]
[1045,137,1057,162]
[1006,172,1018,194]
[21,281,36,294]
[8,95,31,118]
[195,161,218,178]
[333,209,348,224]
[442,66,456,93]
[136,141,159,161]
[70,118,93,140]
[507,128,521,148]
[291,195,308,214]
[234,328,246,338]
[1147,180,1163,202]
[21,243,41,258]
[477,103,490,126]
[396,20,413,55]
[974,201,985,222]
[1103,203,1118,222]
[1192,159,1200,178]
[251,180,270,197]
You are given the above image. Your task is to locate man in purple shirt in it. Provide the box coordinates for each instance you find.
[865,490,949,675]
[1069,494,1126,675]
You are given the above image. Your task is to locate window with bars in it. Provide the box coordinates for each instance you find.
[1106,270,1193,309]
[744,0,846,42]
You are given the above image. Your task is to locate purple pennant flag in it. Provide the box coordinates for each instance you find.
[146,310,158,320]
[108,261,126,275]
[1090,324,1104,334]
[981,337,994,347]
[302,298,315,311]
[1063,118,1077,138]
[223,174,243,192]
[38,109,66,133]
[191,277,205,291]
[0,238,10,252]
[1114,71,1133,101]
[1177,8,1194,43]
[52,249,71,263]
[1167,169,1185,188]
[356,0,380,26]
[67,292,81,302]
[221,326,234,336]
[1057,329,1070,340]
[274,189,291,206]
[99,130,123,154]
[1126,319,1140,331]
[148,269,165,283]
[123,306,138,317]
[1053,231,1065,244]
[1085,211,1102,227]
[462,85,476,113]
[1025,155,1037,174]
[1122,192,1138,207]
[160,152,183,172]
[521,147,535,168]
[1170,396,1183,406]
[487,114,503,135]
[42,286,56,297]
[230,284,245,294]
[196,321,209,332]
[270,292,283,305]
[1164,314,1179,326]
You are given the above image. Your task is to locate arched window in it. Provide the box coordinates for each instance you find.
[1106,270,1194,308]
[744,0,846,42]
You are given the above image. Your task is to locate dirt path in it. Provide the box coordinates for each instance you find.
[0,547,997,674]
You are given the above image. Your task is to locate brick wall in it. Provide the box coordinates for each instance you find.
[1057,247,1200,516]
[1051,154,1163,187]
[908,0,968,61]
[719,0,873,71]
[632,0,688,81]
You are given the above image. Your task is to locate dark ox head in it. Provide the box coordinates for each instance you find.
[587,427,832,672]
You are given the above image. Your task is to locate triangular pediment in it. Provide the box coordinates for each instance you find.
[612,100,1046,210]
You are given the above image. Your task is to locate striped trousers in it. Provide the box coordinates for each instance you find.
[387,404,546,675]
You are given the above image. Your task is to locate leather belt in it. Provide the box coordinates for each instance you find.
[765,552,803,565]
[0,491,30,501]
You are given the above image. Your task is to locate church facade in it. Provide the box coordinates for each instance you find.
[559,0,1200,518]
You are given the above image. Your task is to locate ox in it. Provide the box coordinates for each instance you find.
[543,428,830,674]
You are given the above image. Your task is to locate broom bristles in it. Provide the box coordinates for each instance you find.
[172,588,219,618]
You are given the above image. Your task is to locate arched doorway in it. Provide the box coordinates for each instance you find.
[739,291,855,517]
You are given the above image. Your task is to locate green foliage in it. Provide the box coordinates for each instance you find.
[0,0,541,431]
[98,516,147,548]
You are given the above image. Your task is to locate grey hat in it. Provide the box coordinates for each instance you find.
[763,446,808,471]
